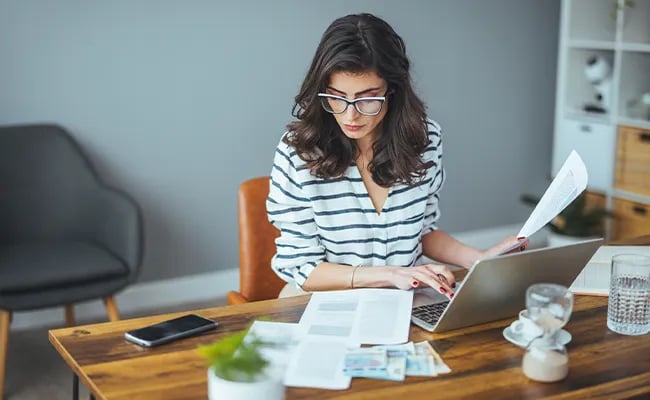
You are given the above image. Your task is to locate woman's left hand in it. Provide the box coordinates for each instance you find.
[483,235,529,258]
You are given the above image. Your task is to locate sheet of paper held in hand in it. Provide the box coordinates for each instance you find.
[500,150,588,255]
[282,288,414,390]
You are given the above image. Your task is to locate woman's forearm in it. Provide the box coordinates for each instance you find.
[421,230,483,269]
[301,262,395,291]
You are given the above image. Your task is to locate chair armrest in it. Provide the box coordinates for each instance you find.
[87,186,144,283]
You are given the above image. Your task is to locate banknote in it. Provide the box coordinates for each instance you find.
[345,342,450,380]
[415,341,451,374]
[374,342,416,355]
[343,348,388,376]
[405,354,436,376]
[373,342,437,378]
[351,355,407,381]
[353,346,408,381]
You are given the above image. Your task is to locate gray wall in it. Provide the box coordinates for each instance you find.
[0,0,559,282]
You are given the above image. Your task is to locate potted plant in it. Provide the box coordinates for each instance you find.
[197,327,285,400]
[520,191,611,247]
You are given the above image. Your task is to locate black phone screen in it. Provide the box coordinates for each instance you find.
[127,314,216,342]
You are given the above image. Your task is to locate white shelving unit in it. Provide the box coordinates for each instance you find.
[551,0,650,247]
[553,0,650,234]
[556,0,650,293]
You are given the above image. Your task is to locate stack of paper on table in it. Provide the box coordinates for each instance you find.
[246,288,414,390]
[570,245,650,295]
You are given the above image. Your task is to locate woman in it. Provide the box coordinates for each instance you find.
[267,13,525,299]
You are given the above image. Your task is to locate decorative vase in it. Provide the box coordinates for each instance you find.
[207,368,285,400]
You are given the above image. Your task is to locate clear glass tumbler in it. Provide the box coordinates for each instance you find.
[607,254,650,335]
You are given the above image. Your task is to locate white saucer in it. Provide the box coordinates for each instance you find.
[502,326,572,348]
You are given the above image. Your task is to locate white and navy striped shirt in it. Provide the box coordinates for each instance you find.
[267,120,445,287]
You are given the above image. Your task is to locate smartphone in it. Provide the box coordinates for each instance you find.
[124,314,218,347]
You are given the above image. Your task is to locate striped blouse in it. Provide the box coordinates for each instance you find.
[267,120,445,287]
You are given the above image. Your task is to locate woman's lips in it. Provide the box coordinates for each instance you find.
[344,124,363,132]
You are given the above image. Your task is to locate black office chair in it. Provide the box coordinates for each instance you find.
[0,124,144,398]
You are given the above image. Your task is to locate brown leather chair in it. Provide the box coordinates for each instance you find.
[227,177,284,304]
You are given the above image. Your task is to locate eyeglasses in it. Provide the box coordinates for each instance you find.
[317,93,386,116]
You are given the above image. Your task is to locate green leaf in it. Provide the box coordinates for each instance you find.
[197,326,270,383]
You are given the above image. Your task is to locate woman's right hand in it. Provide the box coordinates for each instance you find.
[390,264,456,300]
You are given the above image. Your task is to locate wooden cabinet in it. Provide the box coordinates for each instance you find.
[615,125,650,197]
[611,198,650,240]
[610,125,650,240]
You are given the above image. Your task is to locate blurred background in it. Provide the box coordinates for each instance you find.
[1,1,558,327]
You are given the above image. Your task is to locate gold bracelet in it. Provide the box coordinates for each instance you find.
[351,266,360,289]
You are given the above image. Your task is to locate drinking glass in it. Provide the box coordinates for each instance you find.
[607,254,650,335]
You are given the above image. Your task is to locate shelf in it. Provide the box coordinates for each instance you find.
[617,117,650,130]
[565,48,615,117]
[565,109,613,124]
[612,189,650,205]
[569,39,616,50]
[560,115,650,130]
[557,0,650,241]
[620,42,650,52]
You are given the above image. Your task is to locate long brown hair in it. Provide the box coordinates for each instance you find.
[286,13,432,187]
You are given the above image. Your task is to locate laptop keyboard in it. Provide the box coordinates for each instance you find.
[412,301,450,324]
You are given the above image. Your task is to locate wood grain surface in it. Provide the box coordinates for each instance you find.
[50,292,650,400]
[50,235,650,399]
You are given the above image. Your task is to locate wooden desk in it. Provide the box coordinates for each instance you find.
[50,293,650,399]
[50,235,650,399]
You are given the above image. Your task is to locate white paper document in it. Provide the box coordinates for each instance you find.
[283,288,413,390]
[246,289,414,390]
[246,320,300,380]
[517,150,589,238]
[246,320,354,390]
[283,338,354,389]
[570,245,650,295]
[298,288,414,345]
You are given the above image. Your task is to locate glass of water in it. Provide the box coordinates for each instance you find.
[607,254,650,335]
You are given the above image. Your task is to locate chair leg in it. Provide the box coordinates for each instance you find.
[103,296,120,322]
[65,305,76,327]
[0,310,11,400]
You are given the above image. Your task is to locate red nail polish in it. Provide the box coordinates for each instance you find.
[450,293,454,298]
[439,287,447,293]
[412,280,419,287]
[517,236,526,240]
[452,282,456,288]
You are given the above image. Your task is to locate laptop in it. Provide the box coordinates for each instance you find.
[410,238,603,332]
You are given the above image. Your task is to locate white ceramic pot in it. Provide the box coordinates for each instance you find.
[547,231,595,248]
[207,368,285,400]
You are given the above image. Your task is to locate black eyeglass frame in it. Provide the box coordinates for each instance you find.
[317,93,387,116]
